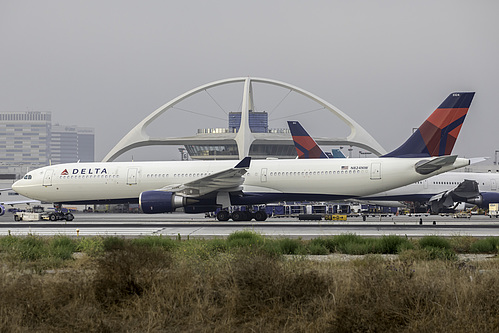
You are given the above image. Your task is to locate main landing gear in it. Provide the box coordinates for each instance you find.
[216,209,268,222]
[49,204,74,221]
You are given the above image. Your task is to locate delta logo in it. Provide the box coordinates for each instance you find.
[61,168,108,175]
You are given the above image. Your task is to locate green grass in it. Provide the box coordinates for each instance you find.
[0,233,497,271]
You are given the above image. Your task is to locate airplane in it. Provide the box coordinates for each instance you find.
[362,172,499,213]
[287,94,499,212]
[0,187,40,216]
[12,92,474,221]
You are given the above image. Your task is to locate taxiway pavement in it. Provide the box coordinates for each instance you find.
[1,213,499,238]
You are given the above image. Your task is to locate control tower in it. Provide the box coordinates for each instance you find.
[103,77,386,162]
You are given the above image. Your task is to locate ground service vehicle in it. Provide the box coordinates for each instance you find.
[488,203,499,218]
[14,206,74,221]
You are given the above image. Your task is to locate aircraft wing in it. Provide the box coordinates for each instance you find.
[1,199,41,206]
[429,179,481,212]
[159,157,251,197]
[0,187,41,215]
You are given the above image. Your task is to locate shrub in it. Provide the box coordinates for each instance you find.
[375,235,410,254]
[424,246,457,260]
[330,234,366,253]
[341,241,372,255]
[102,236,126,251]
[0,235,19,252]
[93,243,173,306]
[77,237,104,257]
[307,242,329,255]
[131,236,177,251]
[399,247,457,261]
[16,235,46,261]
[470,237,499,253]
[308,237,336,253]
[226,230,265,248]
[204,238,228,253]
[419,236,451,250]
[449,235,476,253]
[277,238,305,255]
[49,236,77,260]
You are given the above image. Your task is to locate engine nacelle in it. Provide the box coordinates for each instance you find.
[480,192,499,208]
[465,195,483,206]
[0,205,5,216]
[139,191,188,214]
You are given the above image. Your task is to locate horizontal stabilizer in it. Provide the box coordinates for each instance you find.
[415,155,457,175]
[469,157,488,165]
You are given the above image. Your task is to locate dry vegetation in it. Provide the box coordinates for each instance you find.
[0,232,498,332]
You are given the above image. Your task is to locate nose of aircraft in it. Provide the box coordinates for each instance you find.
[12,179,22,194]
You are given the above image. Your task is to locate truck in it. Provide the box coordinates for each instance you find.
[488,203,499,218]
[14,206,74,222]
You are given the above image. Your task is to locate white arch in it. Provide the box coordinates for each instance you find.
[102,77,386,162]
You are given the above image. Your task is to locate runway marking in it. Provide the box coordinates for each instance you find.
[0,228,163,236]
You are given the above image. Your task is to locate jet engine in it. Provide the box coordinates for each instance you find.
[139,191,198,214]
[465,195,483,206]
[480,192,499,208]
[0,205,5,216]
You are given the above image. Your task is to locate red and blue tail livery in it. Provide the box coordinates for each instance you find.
[288,121,328,158]
[383,92,475,158]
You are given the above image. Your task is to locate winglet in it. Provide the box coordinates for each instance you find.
[287,121,328,159]
[383,92,475,158]
[235,156,251,169]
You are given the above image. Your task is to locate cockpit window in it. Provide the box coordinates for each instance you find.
[23,174,33,180]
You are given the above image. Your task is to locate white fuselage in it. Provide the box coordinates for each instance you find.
[12,157,470,205]
[361,171,499,202]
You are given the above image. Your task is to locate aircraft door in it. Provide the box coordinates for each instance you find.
[261,168,268,182]
[370,163,381,180]
[127,168,138,185]
[492,179,497,191]
[43,170,54,186]
[423,179,428,189]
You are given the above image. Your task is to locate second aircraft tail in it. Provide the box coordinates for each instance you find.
[288,121,329,159]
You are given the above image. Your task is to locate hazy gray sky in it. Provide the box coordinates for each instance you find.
[1,0,498,161]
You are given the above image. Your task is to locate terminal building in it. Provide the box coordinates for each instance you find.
[51,124,95,164]
[0,111,95,175]
[103,77,388,163]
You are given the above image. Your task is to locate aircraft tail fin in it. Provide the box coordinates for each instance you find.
[331,149,346,158]
[287,121,328,159]
[383,92,475,158]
